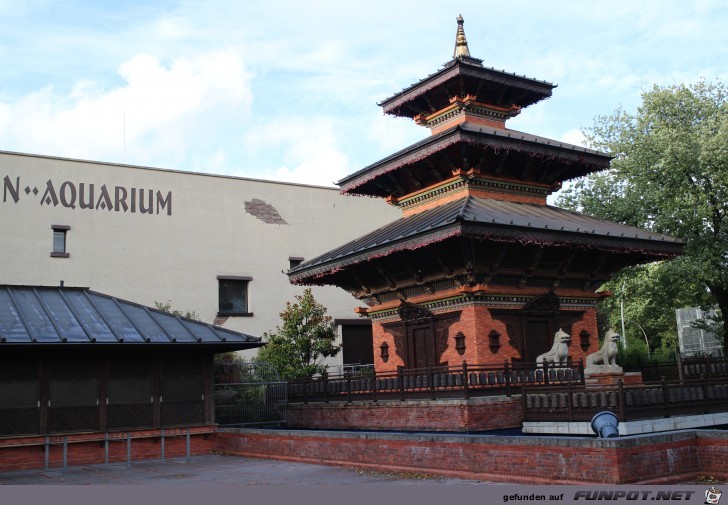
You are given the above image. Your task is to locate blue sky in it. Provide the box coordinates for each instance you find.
[0,0,726,186]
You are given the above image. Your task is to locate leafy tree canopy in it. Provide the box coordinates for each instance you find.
[255,288,340,380]
[154,300,201,321]
[558,80,728,354]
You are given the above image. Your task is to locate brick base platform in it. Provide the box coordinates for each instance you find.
[286,396,522,432]
[0,426,216,472]
[214,428,728,484]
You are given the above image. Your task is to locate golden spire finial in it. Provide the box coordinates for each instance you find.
[453,14,471,60]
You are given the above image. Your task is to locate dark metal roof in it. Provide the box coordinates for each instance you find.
[378,58,556,116]
[288,197,683,283]
[337,123,611,195]
[0,285,262,349]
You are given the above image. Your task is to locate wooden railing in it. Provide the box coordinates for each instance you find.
[522,375,728,423]
[288,360,585,403]
[626,355,728,382]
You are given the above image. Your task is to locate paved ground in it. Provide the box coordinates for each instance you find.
[0,454,486,486]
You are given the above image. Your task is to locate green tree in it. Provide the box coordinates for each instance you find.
[558,80,728,353]
[596,261,712,356]
[255,288,340,380]
[154,300,202,321]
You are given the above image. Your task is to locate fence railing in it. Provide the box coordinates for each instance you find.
[522,375,728,423]
[288,360,585,403]
[626,355,728,382]
[214,381,287,427]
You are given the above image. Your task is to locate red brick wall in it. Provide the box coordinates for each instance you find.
[214,429,728,485]
[0,426,216,471]
[697,434,728,477]
[373,304,599,371]
[286,396,522,432]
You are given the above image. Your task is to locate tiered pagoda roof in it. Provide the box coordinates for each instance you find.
[379,16,555,120]
[288,196,682,301]
[288,16,683,305]
[338,122,611,200]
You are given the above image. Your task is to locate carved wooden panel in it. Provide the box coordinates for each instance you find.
[383,310,461,367]
[491,310,584,363]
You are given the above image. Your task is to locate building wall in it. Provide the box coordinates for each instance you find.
[0,150,399,367]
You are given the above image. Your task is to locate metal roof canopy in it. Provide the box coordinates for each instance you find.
[0,285,262,350]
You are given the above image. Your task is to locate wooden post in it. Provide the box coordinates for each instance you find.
[346,372,352,404]
[566,382,573,421]
[322,371,328,404]
[371,371,377,403]
[617,379,625,421]
[701,374,709,414]
[428,364,435,401]
[521,387,528,422]
[661,376,669,418]
[579,358,585,386]
[462,361,469,400]
[677,353,684,382]
[504,360,511,397]
[398,367,405,402]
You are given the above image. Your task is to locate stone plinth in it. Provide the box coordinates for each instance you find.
[585,371,643,386]
[585,364,623,375]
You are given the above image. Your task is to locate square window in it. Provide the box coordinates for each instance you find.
[218,277,252,316]
[51,225,70,258]
[289,256,304,269]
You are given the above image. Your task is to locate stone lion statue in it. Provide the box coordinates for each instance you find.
[536,328,570,367]
[586,329,621,367]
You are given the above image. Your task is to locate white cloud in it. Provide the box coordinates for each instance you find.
[0,49,253,168]
[366,111,423,155]
[560,129,587,147]
[244,117,351,187]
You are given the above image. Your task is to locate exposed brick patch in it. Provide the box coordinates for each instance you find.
[244,198,287,224]
[213,315,229,326]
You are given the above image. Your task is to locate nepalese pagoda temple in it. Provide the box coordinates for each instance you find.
[288,16,683,371]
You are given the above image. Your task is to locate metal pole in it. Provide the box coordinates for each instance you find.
[105,433,109,464]
[44,436,49,471]
[161,428,165,461]
[620,280,628,349]
[126,433,131,468]
[625,319,650,357]
[62,436,67,472]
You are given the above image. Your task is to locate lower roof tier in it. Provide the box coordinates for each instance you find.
[337,123,611,199]
[288,196,683,301]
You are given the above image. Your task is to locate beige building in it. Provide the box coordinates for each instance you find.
[0,149,399,369]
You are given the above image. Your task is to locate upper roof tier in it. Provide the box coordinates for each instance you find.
[379,16,555,121]
[337,123,611,200]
